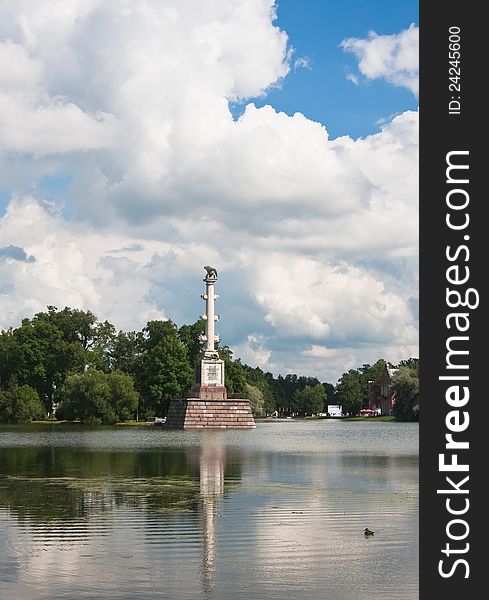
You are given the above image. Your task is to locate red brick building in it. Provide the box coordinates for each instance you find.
[368,365,398,415]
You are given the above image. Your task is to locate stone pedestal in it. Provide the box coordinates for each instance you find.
[166,399,255,429]
[192,355,226,399]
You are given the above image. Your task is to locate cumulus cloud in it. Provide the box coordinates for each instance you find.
[341,24,419,95]
[0,40,117,155]
[232,335,273,369]
[0,1,419,381]
[253,254,417,345]
[0,197,166,329]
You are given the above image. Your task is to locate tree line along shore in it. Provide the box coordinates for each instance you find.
[0,306,419,425]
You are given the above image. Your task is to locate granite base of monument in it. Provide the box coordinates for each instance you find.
[166,398,255,429]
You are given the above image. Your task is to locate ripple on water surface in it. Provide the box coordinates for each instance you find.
[0,421,418,600]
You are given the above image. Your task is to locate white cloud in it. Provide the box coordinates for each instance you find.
[0,197,166,330]
[253,254,417,346]
[293,56,312,71]
[346,73,359,85]
[0,40,117,155]
[0,2,419,382]
[341,24,419,95]
[232,334,273,369]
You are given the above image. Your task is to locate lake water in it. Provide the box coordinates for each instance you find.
[0,420,418,600]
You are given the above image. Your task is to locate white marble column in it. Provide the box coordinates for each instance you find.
[201,273,219,354]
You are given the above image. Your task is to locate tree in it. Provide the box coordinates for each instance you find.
[396,357,419,376]
[245,383,264,417]
[295,384,326,415]
[107,371,140,422]
[57,370,114,424]
[218,347,247,397]
[86,320,118,372]
[241,365,276,413]
[358,359,387,408]
[178,319,205,366]
[57,370,138,424]
[262,371,279,414]
[335,370,363,415]
[0,385,45,423]
[36,306,98,350]
[392,366,419,422]
[7,316,87,413]
[0,328,19,389]
[135,323,193,416]
[322,382,336,410]
[110,330,141,374]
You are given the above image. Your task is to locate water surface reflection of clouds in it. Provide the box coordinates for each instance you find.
[0,422,418,599]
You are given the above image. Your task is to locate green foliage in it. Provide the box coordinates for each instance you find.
[357,359,387,407]
[219,347,247,397]
[335,370,363,415]
[0,385,45,423]
[178,320,205,365]
[38,306,98,349]
[242,366,277,413]
[57,370,138,424]
[135,322,193,416]
[294,384,326,415]
[110,331,141,374]
[272,374,323,414]
[245,383,265,416]
[107,371,140,422]
[396,357,419,376]
[0,303,419,426]
[322,382,336,406]
[0,307,93,413]
[86,321,118,372]
[392,366,419,422]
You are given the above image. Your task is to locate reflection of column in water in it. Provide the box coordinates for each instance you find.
[199,433,225,594]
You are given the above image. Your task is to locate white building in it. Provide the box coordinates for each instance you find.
[327,405,343,417]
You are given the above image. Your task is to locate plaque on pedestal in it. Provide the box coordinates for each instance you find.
[193,355,226,399]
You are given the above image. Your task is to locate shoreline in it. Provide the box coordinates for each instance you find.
[3,415,406,427]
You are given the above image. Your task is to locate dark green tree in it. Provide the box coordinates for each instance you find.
[57,370,114,424]
[396,357,419,376]
[295,383,326,415]
[0,328,18,389]
[110,330,142,374]
[36,306,98,349]
[335,370,363,415]
[135,321,193,416]
[57,369,138,424]
[358,359,387,408]
[218,346,247,397]
[322,382,336,410]
[7,316,87,413]
[178,319,205,366]
[86,321,118,372]
[0,385,45,423]
[107,371,140,421]
[392,366,419,422]
[242,365,277,413]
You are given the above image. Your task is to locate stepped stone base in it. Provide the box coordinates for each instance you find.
[166,399,255,429]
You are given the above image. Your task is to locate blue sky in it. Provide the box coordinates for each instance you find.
[232,0,418,138]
